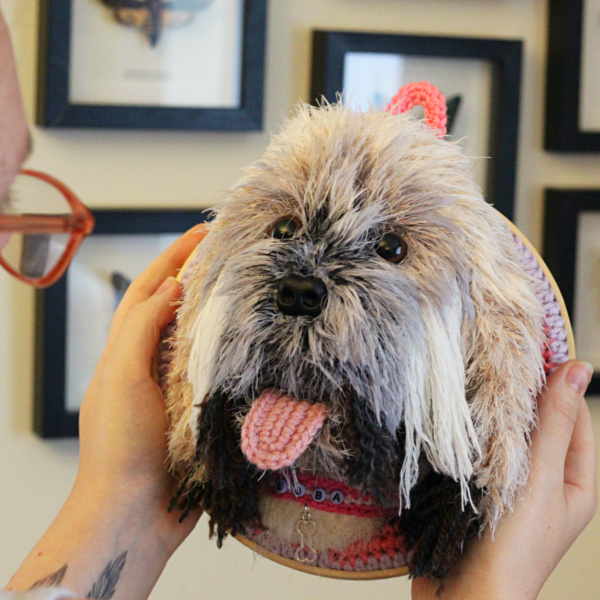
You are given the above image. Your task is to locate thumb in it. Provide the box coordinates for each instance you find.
[531,360,593,480]
[112,276,182,371]
[412,577,440,599]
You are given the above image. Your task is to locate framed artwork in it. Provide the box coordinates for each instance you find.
[545,0,600,151]
[34,209,210,438]
[544,189,600,395]
[36,0,267,130]
[310,31,523,220]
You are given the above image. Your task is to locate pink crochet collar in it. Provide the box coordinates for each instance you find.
[265,473,398,519]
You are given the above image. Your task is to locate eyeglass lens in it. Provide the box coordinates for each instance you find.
[0,173,74,279]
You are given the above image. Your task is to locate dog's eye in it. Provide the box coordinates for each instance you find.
[376,232,408,264]
[271,217,301,240]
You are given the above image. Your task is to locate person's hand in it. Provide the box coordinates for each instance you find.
[412,359,597,600]
[6,226,207,598]
[2,2,205,595]
[75,225,207,554]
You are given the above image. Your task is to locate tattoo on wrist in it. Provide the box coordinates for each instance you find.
[30,564,67,588]
[26,551,127,598]
[86,551,128,600]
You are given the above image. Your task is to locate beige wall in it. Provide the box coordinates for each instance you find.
[1,0,599,598]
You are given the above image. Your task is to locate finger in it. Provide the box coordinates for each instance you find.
[564,393,597,495]
[111,277,182,372]
[531,360,593,481]
[112,224,205,325]
[411,577,440,600]
[106,225,206,351]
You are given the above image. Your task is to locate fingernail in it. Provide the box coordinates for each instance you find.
[566,361,594,394]
[156,276,178,295]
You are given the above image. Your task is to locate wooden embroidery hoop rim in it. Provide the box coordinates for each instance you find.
[175,216,575,580]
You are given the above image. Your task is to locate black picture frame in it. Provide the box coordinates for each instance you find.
[544,189,600,394]
[545,0,600,151]
[34,209,210,438]
[36,0,267,130]
[310,31,523,221]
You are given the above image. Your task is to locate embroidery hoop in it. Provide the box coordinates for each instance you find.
[173,217,574,580]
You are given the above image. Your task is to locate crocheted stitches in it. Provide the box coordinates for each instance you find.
[266,474,398,519]
[241,390,327,470]
[327,525,407,571]
[245,524,409,572]
[386,81,448,137]
[512,234,570,373]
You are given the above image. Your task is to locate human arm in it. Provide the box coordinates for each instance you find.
[5,226,206,599]
[412,359,597,600]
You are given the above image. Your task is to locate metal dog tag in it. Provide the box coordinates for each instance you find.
[294,505,318,564]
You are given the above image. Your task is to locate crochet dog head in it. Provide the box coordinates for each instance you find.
[163,84,547,577]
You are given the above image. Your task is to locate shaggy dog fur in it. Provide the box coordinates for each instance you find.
[163,100,546,577]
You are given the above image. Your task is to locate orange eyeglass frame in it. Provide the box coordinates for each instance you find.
[0,169,95,288]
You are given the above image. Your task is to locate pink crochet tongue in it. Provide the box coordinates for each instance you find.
[241,390,327,471]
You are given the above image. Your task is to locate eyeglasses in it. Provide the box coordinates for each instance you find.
[0,169,95,288]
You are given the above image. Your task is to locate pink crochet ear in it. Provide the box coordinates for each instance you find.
[386,81,447,137]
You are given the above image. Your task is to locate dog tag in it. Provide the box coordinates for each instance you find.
[294,505,318,564]
[297,517,317,537]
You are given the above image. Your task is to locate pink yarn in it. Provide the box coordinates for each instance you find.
[245,525,409,572]
[241,390,327,470]
[267,474,398,518]
[386,81,447,137]
[328,525,406,571]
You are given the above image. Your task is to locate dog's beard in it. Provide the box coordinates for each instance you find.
[191,389,262,546]
[191,386,404,541]
[188,242,480,510]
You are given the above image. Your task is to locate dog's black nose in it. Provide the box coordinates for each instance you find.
[277,274,328,317]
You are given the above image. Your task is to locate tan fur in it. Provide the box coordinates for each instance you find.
[165,248,212,481]
[164,100,546,528]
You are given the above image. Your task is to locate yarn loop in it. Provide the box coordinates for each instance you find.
[386,81,448,137]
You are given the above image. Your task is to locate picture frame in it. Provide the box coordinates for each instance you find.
[34,209,210,438]
[545,0,600,151]
[544,189,600,395]
[310,31,523,220]
[36,0,267,130]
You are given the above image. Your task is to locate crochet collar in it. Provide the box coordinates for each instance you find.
[266,473,398,519]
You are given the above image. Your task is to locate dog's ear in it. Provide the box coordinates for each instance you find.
[386,81,447,137]
[163,238,215,483]
[401,281,480,511]
[387,82,546,525]
[461,208,546,528]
